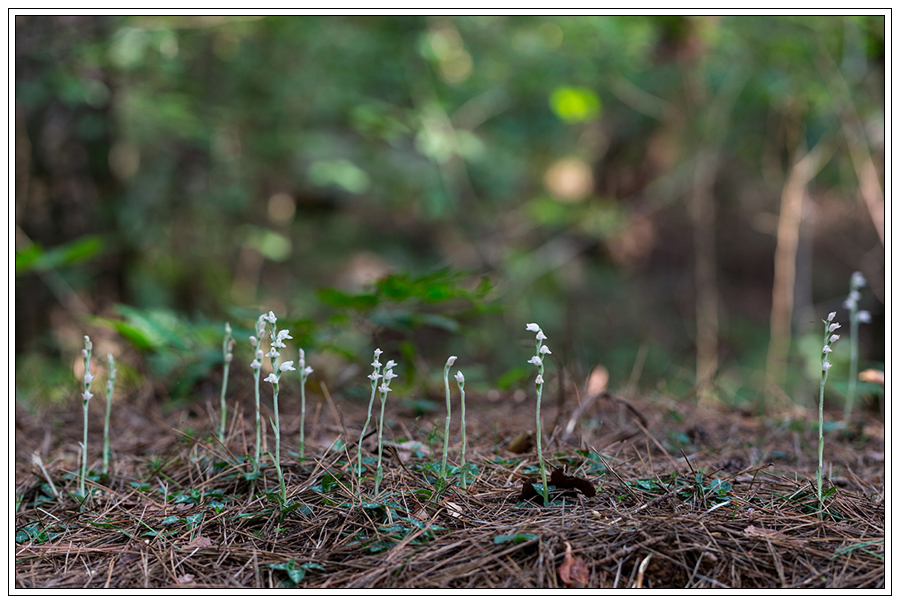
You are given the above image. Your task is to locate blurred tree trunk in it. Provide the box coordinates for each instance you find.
[765,140,831,398]
[684,62,745,402]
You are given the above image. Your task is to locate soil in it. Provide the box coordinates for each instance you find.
[14,378,885,589]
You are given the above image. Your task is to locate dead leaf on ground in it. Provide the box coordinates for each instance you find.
[519,468,596,504]
[183,535,212,549]
[558,542,589,588]
[507,431,534,454]
[586,365,609,396]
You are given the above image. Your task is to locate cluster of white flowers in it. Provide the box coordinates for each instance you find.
[82,336,94,403]
[526,323,552,385]
[843,271,872,324]
[821,312,840,372]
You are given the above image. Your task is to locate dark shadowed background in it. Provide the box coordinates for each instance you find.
[14,15,885,416]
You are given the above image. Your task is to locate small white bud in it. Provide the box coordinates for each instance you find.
[225,353,233,363]
[535,375,544,385]
[303,366,314,377]
[275,329,292,342]
[823,361,832,371]
[279,361,296,372]
[535,331,547,341]
[455,371,464,386]
[446,356,457,367]
[526,323,541,332]
[528,356,542,366]
[827,312,837,322]
[830,334,840,343]
[82,390,94,402]
[539,345,552,355]
[371,359,382,369]
[83,349,89,358]
[368,370,380,382]
[84,371,94,385]
[251,359,262,370]
[851,271,866,289]
[264,311,277,324]
[378,383,391,394]
[828,322,841,332]
[374,348,383,358]
[384,360,397,371]
[383,368,397,381]
[823,345,832,354]
[857,310,872,323]
[264,373,279,384]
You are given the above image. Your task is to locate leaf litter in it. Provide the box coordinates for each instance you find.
[14,383,884,588]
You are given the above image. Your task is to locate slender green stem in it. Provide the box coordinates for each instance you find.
[299,373,307,459]
[81,404,89,496]
[817,370,825,516]
[535,378,548,506]
[219,323,234,443]
[357,381,378,487]
[375,389,387,497]
[458,379,468,489]
[439,359,454,487]
[102,354,116,475]
[272,385,286,503]
[844,311,859,423]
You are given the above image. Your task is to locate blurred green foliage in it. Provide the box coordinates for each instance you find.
[15,15,884,411]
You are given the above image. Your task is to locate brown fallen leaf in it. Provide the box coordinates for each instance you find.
[507,431,534,454]
[519,468,596,504]
[184,535,212,549]
[558,542,589,588]
[859,368,885,386]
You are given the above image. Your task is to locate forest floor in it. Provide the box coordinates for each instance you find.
[14,377,885,590]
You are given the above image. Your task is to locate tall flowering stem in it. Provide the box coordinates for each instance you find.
[79,336,94,497]
[219,322,235,443]
[374,360,397,497]
[817,312,840,517]
[249,313,270,473]
[526,323,551,506]
[438,356,457,491]
[297,348,314,458]
[264,314,295,504]
[357,349,383,491]
[455,370,468,489]
[102,353,117,475]
[843,272,871,424]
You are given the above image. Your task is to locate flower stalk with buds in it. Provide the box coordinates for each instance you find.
[456,370,469,489]
[374,360,397,497]
[357,349,383,489]
[437,356,457,491]
[526,323,551,505]
[817,312,840,517]
[843,272,871,424]
[102,353,117,475]
[219,322,235,444]
[297,348,313,458]
[249,313,269,473]
[79,336,94,497]
[264,315,295,504]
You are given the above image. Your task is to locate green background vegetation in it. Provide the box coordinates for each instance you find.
[14,15,884,411]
